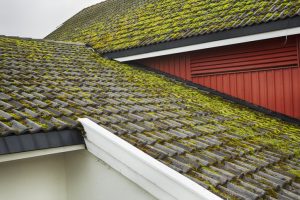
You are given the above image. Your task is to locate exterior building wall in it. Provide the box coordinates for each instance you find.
[0,150,157,200]
[0,154,67,200]
[139,35,300,119]
[65,150,157,200]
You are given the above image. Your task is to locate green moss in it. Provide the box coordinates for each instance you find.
[3,121,13,127]
[8,113,22,120]
[1,35,300,200]
[201,166,220,175]
[31,119,49,129]
[288,170,300,178]
[46,0,300,53]
[91,56,300,157]
[265,188,278,198]
[0,116,7,121]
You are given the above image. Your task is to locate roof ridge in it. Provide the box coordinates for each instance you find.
[0,35,85,46]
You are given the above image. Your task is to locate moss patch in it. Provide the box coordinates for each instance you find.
[46,0,300,53]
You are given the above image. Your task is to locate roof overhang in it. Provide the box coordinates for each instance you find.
[104,16,300,62]
[0,144,84,163]
[0,129,85,162]
[79,118,222,200]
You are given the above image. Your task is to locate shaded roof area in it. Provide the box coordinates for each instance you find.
[45,0,300,53]
[1,35,300,199]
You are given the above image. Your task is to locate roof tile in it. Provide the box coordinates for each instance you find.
[46,0,300,53]
[1,36,300,199]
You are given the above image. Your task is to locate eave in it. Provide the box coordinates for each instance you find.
[0,129,85,162]
[103,16,300,62]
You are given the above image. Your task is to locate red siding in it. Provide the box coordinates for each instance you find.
[138,35,300,119]
[142,54,191,81]
[192,68,300,118]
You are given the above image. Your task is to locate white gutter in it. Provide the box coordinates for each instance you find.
[79,118,222,200]
[0,144,85,163]
[115,27,300,62]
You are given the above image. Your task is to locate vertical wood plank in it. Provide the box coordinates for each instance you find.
[244,72,252,103]
[185,54,192,81]
[211,75,217,90]
[223,74,230,94]
[216,75,223,92]
[292,67,300,118]
[283,69,293,116]
[204,76,211,87]
[266,70,276,111]
[275,69,284,113]
[170,55,175,76]
[259,71,267,108]
[236,73,245,100]
[229,73,237,97]
[252,72,260,105]
[174,56,180,77]
[179,55,185,79]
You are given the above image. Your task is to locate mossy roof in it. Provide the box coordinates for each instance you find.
[45,0,300,53]
[1,35,300,199]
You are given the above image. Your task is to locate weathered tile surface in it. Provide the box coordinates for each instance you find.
[46,0,300,53]
[1,36,300,199]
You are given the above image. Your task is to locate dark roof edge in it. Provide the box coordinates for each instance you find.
[0,35,85,46]
[128,62,300,126]
[104,16,300,59]
[0,129,84,155]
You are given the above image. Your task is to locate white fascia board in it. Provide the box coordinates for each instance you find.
[79,118,222,200]
[0,145,85,163]
[115,27,300,62]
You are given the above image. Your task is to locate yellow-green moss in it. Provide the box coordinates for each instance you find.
[46,0,300,53]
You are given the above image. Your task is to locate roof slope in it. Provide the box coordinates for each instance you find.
[46,0,300,53]
[1,35,300,199]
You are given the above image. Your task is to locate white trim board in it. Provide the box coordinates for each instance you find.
[0,145,85,163]
[114,27,300,62]
[79,118,222,200]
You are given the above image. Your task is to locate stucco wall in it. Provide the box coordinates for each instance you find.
[65,150,157,200]
[0,154,67,200]
[0,150,157,200]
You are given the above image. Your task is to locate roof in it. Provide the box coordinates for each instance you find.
[45,0,300,54]
[1,35,300,199]
[0,129,83,155]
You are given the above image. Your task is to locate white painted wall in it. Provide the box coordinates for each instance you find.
[65,150,157,200]
[0,150,157,200]
[0,154,67,200]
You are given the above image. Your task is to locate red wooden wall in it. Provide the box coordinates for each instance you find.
[138,35,300,119]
